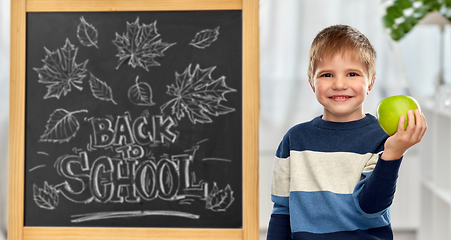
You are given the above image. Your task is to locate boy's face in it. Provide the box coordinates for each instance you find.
[310,52,374,122]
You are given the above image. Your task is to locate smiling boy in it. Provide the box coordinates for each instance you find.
[267,25,427,240]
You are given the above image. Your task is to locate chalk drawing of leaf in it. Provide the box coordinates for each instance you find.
[189,27,220,49]
[40,108,88,143]
[160,64,236,124]
[77,16,99,48]
[112,17,176,71]
[89,73,117,105]
[33,182,59,210]
[128,76,155,106]
[205,183,234,212]
[34,38,88,99]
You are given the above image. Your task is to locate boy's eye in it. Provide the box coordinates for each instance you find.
[321,73,332,77]
[348,72,358,77]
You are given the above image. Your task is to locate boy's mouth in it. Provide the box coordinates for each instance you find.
[330,95,352,101]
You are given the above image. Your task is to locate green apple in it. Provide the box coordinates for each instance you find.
[376,95,421,136]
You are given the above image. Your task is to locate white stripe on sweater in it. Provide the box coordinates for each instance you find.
[271,150,380,196]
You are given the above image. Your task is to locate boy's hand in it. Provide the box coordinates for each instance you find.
[381,109,427,161]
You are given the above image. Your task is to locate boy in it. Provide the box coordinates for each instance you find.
[267,25,427,240]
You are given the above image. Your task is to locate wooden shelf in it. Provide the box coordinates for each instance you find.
[422,179,451,205]
[418,99,451,240]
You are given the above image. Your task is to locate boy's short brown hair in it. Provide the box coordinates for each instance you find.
[308,25,376,84]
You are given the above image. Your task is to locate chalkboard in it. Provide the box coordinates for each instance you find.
[9,1,258,239]
[24,11,242,228]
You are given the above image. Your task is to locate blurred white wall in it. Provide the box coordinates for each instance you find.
[0,0,9,239]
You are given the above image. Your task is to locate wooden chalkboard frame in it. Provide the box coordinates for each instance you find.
[9,0,259,239]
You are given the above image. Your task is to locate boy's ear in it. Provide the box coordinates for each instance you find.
[309,79,315,92]
[367,76,376,95]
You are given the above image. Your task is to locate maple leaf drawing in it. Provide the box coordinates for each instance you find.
[205,183,234,212]
[34,38,89,99]
[33,182,59,210]
[112,17,176,71]
[160,64,236,124]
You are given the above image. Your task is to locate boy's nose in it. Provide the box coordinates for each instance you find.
[332,77,348,90]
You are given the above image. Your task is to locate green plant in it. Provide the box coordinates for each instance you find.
[382,0,451,41]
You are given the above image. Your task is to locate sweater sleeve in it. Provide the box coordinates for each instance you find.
[267,213,292,240]
[267,135,291,239]
[356,155,402,215]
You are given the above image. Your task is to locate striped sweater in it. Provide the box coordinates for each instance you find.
[267,114,402,240]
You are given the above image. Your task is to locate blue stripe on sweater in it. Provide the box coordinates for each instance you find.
[271,195,290,215]
[276,115,387,158]
[288,191,390,234]
[291,224,393,240]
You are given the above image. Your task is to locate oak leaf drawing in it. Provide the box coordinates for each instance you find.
[34,38,89,99]
[205,183,234,212]
[77,16,99,48]
[160,64,236,124]
[33,182,59,210]
[89,73,117,104]
[189,27,220,49]
[112,17,176,71]
[40,108,88,143]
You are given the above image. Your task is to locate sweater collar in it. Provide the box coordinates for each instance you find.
[312,113,376,130]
